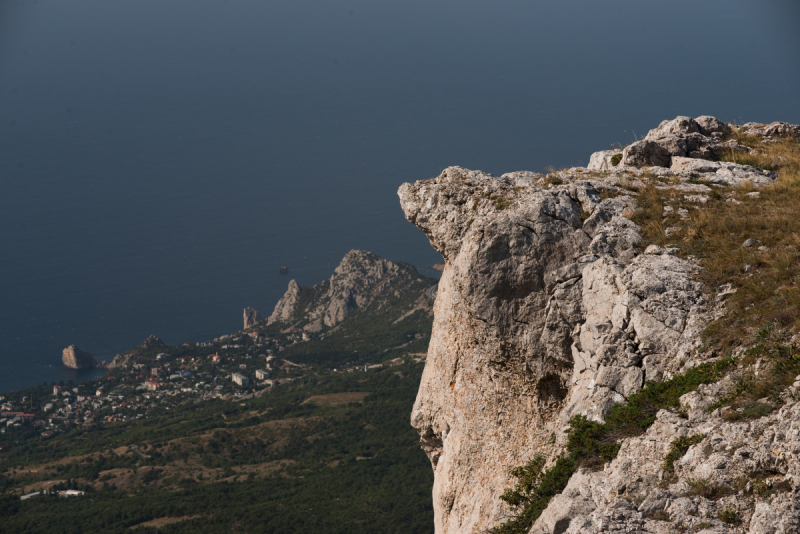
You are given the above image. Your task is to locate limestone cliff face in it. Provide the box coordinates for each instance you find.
[268,279,301,325]
[399,116,793,534]
[267,249,435,331]
[62,345,98,369]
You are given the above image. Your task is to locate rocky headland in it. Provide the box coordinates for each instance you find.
[399,117,800,534]
[258,249,437,331]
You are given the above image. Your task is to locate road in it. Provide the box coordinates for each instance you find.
[425,283,438,301]
[129,445,147,460]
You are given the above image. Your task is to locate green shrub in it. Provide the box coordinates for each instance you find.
[490,358,734,533]
[718,508,741,524]
[663,434,705,472]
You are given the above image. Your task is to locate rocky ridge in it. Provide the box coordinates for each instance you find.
[265,249,437,331]
[398,116,800,534]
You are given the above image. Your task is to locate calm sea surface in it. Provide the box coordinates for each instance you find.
[1,0,799,393]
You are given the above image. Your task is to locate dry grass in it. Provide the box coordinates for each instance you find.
[130,515,205,529]
[301,392,370,406]
[634,135,800,351]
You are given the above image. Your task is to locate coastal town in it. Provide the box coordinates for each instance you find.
[0,326,401,443]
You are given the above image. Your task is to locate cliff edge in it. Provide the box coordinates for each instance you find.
[400,116,800,534]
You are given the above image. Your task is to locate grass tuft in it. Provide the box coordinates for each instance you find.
[718,508,741,525]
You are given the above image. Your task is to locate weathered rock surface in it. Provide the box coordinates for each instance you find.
[243,307,262,329]
[399,115,798,534]
[268,279,301,325]
[62,345,98,369]
[587,150,622,172]
[267,249,436,331]
[531,383,800,534]
[602,115,768,171]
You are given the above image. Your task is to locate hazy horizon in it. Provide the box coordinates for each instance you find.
[1,0,799,393]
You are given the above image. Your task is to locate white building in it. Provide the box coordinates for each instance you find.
[232,373,249,386]
[255,369,270,380]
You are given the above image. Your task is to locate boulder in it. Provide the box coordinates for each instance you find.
[763,121,800,139]
[587,150,623,171]
[695,115,732,137]
[646,116,701,139]
[621,140,671,167]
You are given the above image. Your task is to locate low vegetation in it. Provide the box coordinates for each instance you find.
[493,131,800,532]
[663,434,705,473]
[490,359,734,534]
[635,134,800,351]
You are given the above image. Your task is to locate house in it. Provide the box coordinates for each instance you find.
[20,492,40,501]
[209,354,222,363]
[232,373,249,386]
[43,403,53,412]
[53,385,62,396]
[1,412,34,421]
[255,369,270,380]
[144,380,160,391]
[151,368,160,377]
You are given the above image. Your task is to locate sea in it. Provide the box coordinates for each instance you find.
[1,0,799,393]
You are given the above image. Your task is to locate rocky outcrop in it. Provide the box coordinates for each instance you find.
[104,335,166,369]
[137,335,165,351]
[398,116,797,534]
[243,307,262,329]
[618,115,751,168]
[268,279,301,325]
[62,345,98,369]
[530,378,800,534]
[267,250,436,331]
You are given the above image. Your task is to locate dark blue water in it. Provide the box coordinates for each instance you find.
[1,0,799,393]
